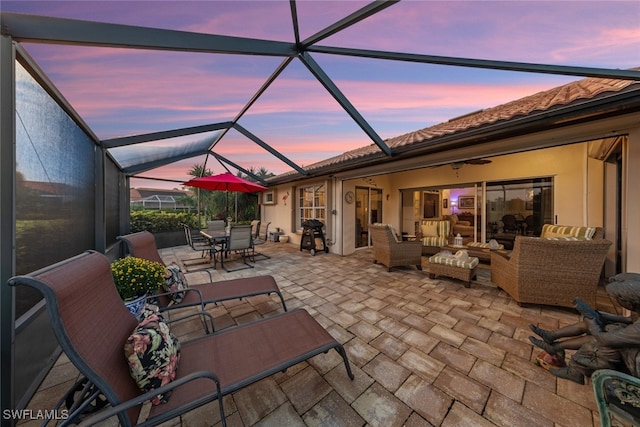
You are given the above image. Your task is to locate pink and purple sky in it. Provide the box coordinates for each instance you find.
[5,1,640,189]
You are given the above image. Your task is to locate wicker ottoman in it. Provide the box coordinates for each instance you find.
[428,253,479,288]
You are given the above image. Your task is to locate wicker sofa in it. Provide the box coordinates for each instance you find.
[490,229,611,308]
[370,223,423,272]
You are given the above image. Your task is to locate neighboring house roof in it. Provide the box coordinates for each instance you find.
[130,188,193,209]
[269,72,640,184]
[132,188,191,199]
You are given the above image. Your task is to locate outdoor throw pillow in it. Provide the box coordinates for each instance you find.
[124,307,180,405]
[163,264,187,304]
[543,231,569,238]
[421,223,439,237]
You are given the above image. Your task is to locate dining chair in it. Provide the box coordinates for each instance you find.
[222,225,254,272]
[501,214,519,234]
[181,223,213,266]
[207,220,225,233]
[251,221,271,261]
[250,220,261,240]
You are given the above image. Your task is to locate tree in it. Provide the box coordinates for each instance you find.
[183,164,274,223]
[184,165,220,224]
[233,167,275,221]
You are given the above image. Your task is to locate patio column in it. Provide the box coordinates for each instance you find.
[0,34,16,419]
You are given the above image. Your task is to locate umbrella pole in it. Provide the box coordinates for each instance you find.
[196,188,202,227]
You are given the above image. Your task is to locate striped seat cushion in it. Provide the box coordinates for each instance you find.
[420,220,450,247]
[468,241,505,250]
[541,224,596,240]
[429,254,479,269]
[422,236,448,247]
[543,236,587,241]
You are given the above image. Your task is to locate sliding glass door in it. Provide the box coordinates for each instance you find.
[355,187,383,248]
[485,177,553,237]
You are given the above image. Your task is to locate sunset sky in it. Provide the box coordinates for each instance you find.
[4,1,640,189]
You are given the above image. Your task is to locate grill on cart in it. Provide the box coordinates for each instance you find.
[300,219,329,256]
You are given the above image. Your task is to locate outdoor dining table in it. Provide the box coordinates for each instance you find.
[200,229,229,269]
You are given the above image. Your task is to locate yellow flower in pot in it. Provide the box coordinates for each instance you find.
[110,256,166,301]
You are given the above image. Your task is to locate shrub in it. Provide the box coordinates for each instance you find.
[130,211,199,233]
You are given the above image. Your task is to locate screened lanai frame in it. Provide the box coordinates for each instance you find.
[2,0,640,418]
[2,3,640,186]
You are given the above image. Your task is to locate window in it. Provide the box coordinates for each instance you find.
[486,177,553,237]
[297,184,325,229]
[262,190,276,205]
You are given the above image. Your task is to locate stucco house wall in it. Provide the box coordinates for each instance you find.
[264,142,608,257]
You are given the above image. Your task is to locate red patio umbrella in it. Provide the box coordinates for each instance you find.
[183,172,268,218]
[184,172,268,193]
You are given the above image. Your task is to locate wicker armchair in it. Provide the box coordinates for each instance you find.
[490,235,612,308]
[370,223,423,272]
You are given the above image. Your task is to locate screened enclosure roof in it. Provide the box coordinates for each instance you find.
[2,1,639,188]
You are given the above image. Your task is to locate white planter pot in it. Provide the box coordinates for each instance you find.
[123,293,147,320]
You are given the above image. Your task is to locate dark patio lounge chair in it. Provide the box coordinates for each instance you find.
[117,231,287,315]
[8,251,354,426]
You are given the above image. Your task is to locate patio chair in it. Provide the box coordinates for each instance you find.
[251,221,271,261]
[501,214,520,234]
[8,251,354,427]
[250,220,260,239]
[181,223,214,264]
[206,220,225,233]
[490,235,612,308]
[118,231,287,314]
[222,225,254,272]
[523,215,535,235]
[370,223,423,272]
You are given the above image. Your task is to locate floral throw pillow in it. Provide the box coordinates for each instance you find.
[163,264,187,304]
[124,307,180,405]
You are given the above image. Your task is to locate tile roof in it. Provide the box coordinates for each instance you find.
[275,72,640,179]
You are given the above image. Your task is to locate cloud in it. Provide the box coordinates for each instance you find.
[8,0,638,188]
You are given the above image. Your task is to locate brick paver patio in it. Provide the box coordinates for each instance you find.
[20,240,618,426]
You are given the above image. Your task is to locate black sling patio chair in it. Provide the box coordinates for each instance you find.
[8,251,354,427]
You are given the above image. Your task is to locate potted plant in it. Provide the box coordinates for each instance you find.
[110,256,166,319]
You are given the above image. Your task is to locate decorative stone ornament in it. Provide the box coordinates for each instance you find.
[345,191,355,204]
